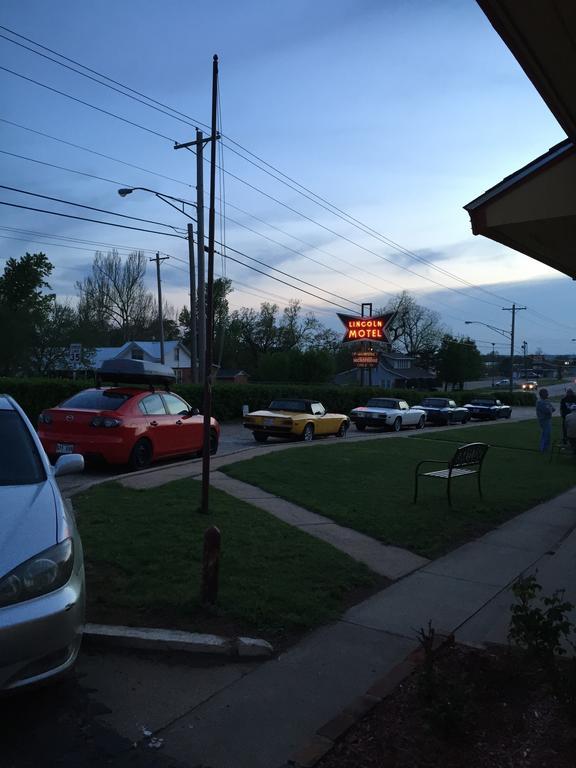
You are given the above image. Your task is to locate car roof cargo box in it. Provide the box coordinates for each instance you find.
[96,359,176,386]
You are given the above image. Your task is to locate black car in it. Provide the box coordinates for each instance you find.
[464,398,512,420]
[416,397,470,426]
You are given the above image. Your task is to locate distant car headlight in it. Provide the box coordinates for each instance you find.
[0,539,74,608]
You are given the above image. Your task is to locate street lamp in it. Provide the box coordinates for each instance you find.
[118,185,218,516]
[465,320,513,392]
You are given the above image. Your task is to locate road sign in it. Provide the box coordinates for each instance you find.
[69,343,82,365]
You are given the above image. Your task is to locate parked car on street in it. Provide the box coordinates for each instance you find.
[417,397,470,426]
[243,399,349,442]
[38,387,219,470]
[0,394,85,692]
[463,398,512,420]
[495,379,511,388]
[350,398,426,432]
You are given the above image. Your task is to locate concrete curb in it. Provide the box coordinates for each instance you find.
[287,631,454,768]
[83,623,274,658]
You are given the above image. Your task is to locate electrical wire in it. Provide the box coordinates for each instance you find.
[2,24,571,327]
[0,184,186,232]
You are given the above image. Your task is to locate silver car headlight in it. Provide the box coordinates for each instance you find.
[0,539,74,608]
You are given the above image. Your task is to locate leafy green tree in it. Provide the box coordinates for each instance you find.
[436,335,483,390]
[0,253,55,375]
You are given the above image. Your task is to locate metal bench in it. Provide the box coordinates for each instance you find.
[414,442,489,507]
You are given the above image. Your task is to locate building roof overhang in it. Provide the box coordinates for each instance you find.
[477,0,576,140]
[464,140,576,278]
[465,1,576,277]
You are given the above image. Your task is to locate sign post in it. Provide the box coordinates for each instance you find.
[69,343,82,380]
[337,309,395,386]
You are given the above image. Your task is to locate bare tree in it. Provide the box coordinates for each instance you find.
[76,251,155,342]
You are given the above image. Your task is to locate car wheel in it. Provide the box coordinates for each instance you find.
[505,411,512,419]
[253,432,268,443]
[355,422,366,431]
[417,416,426,429]
[462,414,470,424]
[392,417,402,432]
[335,421,348,438]
[302,423,314,442]
[210,429,219,455]
[129,438,153,470]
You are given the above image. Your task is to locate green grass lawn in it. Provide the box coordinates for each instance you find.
[222,419,575,559]
[75,480,377,643]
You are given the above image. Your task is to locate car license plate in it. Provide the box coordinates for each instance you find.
[56,443,74,454]
[264,418,275,426]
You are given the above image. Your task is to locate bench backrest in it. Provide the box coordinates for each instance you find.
[449,442,489,470]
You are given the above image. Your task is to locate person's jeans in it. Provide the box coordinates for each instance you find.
[540,420,552,452]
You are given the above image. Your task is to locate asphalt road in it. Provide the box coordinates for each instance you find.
[56,406,537,496]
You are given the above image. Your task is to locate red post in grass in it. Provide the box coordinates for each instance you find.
[201,526,221,606]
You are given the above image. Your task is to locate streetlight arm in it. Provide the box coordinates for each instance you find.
[118,187,197,216]
[464,320,511,340]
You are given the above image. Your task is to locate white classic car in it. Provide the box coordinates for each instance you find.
[349,397,426,432]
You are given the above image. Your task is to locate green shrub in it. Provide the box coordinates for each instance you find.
[1,376,537,426]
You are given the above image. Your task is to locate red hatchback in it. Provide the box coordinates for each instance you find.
[38,387,219,470]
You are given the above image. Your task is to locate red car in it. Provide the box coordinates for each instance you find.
[38,387,219,470]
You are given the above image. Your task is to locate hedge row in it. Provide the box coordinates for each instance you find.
[1,377,537,425]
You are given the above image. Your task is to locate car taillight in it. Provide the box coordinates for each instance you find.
[90,416,122,428]
[38,412,52,425]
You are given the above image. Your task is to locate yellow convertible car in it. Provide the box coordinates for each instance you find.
[243,399,350,443]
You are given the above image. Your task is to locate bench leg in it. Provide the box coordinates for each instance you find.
[478,472,483,499]
[447,478,452,508]
[414,474,419,503]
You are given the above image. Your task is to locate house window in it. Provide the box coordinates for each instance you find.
[131,348,143,360]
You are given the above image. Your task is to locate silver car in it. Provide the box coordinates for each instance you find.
[0,394,85,692]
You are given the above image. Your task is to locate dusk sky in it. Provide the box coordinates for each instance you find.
[1,0,574,355]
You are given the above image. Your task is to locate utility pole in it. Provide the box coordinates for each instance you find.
[491,342,495,389]
[502,304,526,395]
[187,223,198,383]
[174,55,220,515]
[522,340,528,378]
[196,129,206,382]
[151,252,169,364]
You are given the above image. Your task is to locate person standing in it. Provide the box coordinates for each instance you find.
[536,388,555,452]
[565,408,576,454]
[560,388,576,444]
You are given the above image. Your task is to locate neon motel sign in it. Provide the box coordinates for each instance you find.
[337,312,395,343]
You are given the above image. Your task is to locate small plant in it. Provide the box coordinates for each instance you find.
[508,574,574,662]
[415,621,471,736]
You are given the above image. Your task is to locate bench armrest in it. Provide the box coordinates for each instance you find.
[415,459,448,473]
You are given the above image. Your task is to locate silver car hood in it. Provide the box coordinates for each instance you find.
[0,481,57,578]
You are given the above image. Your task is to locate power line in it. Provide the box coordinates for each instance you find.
[0,65,176,142]
[0,118,194,188]
[0,200,187,238]
[2,35,571,331]
[0,184,185,232]
[0,25,520,305]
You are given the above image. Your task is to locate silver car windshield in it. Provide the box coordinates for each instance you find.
[0,410,46,486]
